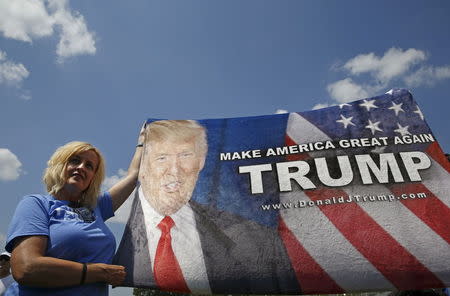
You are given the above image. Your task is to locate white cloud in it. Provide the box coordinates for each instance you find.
[312,103,332,110]
[0,148,22,181]
[19,90,32,101]
[0,0,96,61]
[0,50,30,86]
[102,168,127,191]
[327,78,370,102]
[102,169,133,224]
[343,47,426,83]
[275,109,288,114]
[0,0,54,42]
[325,47,450,105]
[48,0,96,62]
[405,65,450,87]
[0,50,31,99]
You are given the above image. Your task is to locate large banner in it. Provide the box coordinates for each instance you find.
[114,89,450,294]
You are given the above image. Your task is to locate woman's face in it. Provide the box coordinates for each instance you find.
[65,150,99,193]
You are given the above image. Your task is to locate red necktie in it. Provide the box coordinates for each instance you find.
[154,216,190,293]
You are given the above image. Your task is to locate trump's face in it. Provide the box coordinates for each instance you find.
[140,136,205,216]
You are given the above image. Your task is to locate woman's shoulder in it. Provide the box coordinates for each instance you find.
[20,193,54,203]
[6,195,56,252]
[95,191,114,221]
[17,194,58,210]
[97,191,111,202]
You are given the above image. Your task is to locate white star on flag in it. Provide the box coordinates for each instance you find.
[394,123,411,136]
[279,89,450,294]
[388,102,405,116]
[359,99,378,111]
[414,106,425,120]
[339,103,351,109]
[336,114,355,129]
[365,119,383,135]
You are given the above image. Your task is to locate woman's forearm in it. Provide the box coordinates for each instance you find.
[11,236,125,288]
[14,255,125,288]
[110,124,146,212]
[15,256,96,287]
[109,146,142,212]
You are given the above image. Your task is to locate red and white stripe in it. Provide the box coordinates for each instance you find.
[279,112,450,293]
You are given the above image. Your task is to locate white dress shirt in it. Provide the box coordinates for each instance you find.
[138,187,211,294]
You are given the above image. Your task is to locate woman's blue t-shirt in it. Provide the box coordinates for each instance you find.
[5,192,116,296]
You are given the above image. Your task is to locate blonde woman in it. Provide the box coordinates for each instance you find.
[5,126,145,295]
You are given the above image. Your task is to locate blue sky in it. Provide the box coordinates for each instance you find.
[1,1,449,295]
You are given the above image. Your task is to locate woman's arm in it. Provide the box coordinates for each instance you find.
[109,123,146,212]
[11,236,125,288]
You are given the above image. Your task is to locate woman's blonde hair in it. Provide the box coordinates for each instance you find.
[43,141,105,209]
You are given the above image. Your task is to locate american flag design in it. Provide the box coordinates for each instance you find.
[278,89,450,293]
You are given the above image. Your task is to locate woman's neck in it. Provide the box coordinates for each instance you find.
[54,187,83,204]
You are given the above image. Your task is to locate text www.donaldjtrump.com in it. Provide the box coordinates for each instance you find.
[261,192,428,211]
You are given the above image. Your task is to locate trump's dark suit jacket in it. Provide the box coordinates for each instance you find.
[113,192,301,294]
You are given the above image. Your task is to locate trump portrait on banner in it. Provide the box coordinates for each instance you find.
[114,120,300,294]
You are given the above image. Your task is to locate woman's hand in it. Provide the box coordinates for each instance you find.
[11,236,126,288]
[136,122,146,148]
[109,122,147,212]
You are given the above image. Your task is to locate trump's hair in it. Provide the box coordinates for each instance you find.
[145,120,208,155]
[43,141,105,209]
